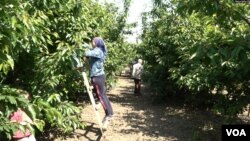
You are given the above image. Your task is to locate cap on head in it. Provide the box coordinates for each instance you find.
[138,59,143,64]
[17,89,31,100]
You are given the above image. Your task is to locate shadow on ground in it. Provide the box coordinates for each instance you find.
[36,71,250,141]
[107,76,248,141]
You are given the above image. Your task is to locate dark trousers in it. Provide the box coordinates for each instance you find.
[134,78,141,95]
[92,75,113,116]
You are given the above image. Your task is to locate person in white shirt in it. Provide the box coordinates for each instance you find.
[132,59,143,96]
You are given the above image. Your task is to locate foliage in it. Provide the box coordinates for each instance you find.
[140,0,250,116]
[0,86,41,139]
[0,0,134,139]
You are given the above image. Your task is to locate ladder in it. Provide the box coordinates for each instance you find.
[81,71,104,134]
[73,55,104,134]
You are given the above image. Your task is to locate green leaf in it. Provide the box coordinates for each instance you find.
[6,96,17,105]
[11,16,17,28]
[6,55,14,70]
[189,52,197,60]
[33,119,45,132]
[27,105,36,120]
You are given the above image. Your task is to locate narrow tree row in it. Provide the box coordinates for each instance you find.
[0,0,134,139]
[140,0,250,116]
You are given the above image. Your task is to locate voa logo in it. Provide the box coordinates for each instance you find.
[226,129,246,136]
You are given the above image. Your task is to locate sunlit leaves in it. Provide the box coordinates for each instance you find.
[141,0,250,116]
[1,0,133,139]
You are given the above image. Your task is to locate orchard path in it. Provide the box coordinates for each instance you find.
[52,67,248,141]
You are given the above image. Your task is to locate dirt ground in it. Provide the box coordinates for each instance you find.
[51,68,250,141]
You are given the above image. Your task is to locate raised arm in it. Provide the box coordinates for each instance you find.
[85,49,102,59]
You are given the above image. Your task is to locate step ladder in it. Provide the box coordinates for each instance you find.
[73,55,105,134]
[81,71,104,134]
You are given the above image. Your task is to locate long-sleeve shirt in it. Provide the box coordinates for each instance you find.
[132,63,143,79]
[85,47,105,77]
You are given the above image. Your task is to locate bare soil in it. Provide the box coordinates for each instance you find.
[49,69,250,141]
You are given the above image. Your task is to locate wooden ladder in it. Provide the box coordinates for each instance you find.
[81,71,104,134]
